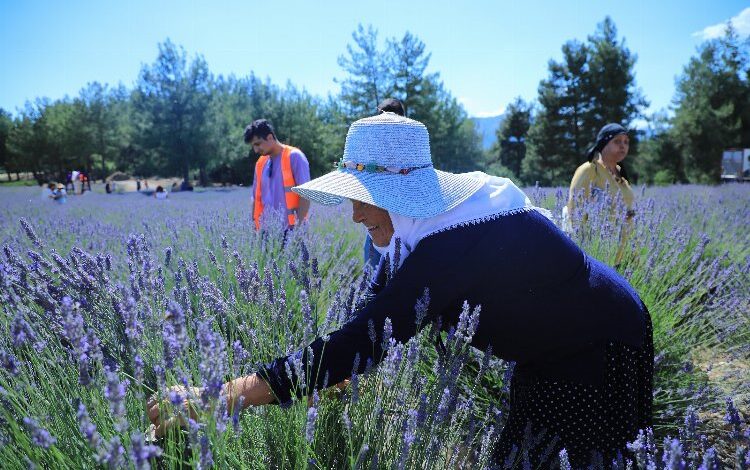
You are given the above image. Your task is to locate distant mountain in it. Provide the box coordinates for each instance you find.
[471,114,505,150]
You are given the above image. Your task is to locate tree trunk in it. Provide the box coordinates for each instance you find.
[199,166,208,187]
[101,153,107,183]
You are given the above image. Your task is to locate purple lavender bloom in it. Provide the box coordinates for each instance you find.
[456,301,481,343]
[300,290,314,341]
[382,317,393,350]
[119,295,143,349]
[11,311,37,348]
[414,288,430,326]
[232,340,249,376]
[197,320,227,406]
[680,406,699,443]
[98,436,125,468]
[199,433,213,468]
[60,295,101,385]
[103,366,129,432]
[502,443,518,469]
[354,444,370,468]
[169,389,184,407]
[698,447,719,470]
[368,319,376,345]
[0,348,20,376]
[263,265,275,305]
[401,408,418,457]
[627,429,649,467]
[164,247,172,267]
[405,340,420,369]
[724,397,744,440]
[129,432,162,469]
[76,402,101,450]
[305,406,318,443]
[231,396,245,434]
[349,372,359,403]
[662,437,686,469]
[558,448,571,470]
[381,341,402,387]
[23,417,56,448]
[20,218,43,249]
[436,387,451,423]
[162,301,187,369]
[133,354,144,387]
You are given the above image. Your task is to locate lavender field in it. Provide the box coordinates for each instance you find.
[0,184,748,469]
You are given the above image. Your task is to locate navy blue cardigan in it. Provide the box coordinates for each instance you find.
[260,209,647,404]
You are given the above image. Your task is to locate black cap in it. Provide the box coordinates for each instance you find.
[587,123,628,160]
[377,98,405,116]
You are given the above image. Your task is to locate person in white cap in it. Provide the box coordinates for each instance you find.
[149,113,653,467]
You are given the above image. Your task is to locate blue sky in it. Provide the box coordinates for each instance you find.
[1,1,748,118]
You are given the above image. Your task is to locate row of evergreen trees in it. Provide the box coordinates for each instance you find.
[491,20,750,186]
[0,18,748,187]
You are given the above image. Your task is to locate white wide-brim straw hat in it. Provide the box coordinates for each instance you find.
[292,112,485,218]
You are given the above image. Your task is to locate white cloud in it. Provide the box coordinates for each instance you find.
[693,7,750,40]
[473,107,506,118]
[458,96,506,118]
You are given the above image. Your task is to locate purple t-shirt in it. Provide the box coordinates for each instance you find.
[256,148,311,211]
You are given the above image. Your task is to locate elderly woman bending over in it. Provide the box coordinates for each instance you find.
[149,113,653,467]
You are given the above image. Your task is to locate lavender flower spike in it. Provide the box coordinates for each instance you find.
[129,431,162,470]
[559,449,571,470]
[306,406,318,443]
[23,417,56,449]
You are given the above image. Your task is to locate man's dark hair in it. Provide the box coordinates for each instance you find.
[377,98,405,116]
[244,119,276,143]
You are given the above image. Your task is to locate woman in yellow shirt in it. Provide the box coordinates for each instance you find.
[566,123,635,264]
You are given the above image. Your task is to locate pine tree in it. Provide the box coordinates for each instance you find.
[336,25,483,172]
[671,24,750,183]
[134,40,214,183]
[524,17,646,186]
[523,40,591,186]
[489,97,532,179]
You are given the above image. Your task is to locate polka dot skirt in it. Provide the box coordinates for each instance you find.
[494,313,654,468]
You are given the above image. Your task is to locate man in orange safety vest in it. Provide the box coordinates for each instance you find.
[244,119,311,230]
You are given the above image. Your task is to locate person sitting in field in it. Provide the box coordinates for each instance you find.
[41,182,56,200]
[154,185,168,200]
[148,113,653,467]
[53,183,67,203]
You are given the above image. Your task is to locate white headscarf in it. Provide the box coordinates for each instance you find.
[371,172,551,269]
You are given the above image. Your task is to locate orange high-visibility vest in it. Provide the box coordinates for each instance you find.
[253,145,301,230]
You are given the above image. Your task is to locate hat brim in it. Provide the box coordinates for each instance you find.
[292,167,485,218]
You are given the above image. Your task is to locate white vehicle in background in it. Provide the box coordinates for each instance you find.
[721,148,750,182]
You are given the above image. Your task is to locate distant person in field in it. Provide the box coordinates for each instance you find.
[244,119,311,230]
[79,172,91,194]
[154,185,168,200]
[149,113,653,468]
[53,183,67,204]
[363,97,407,270]
[565,123,635,264]
[42,182,56,200]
